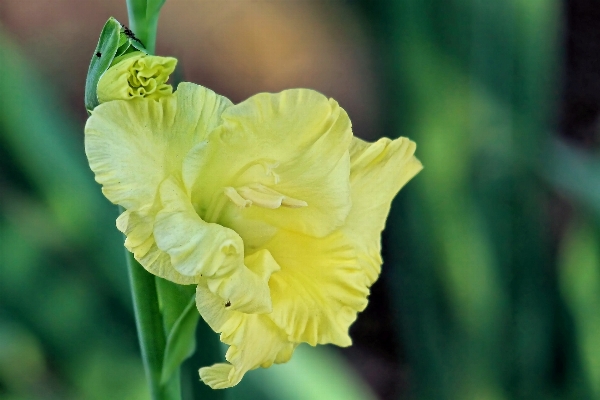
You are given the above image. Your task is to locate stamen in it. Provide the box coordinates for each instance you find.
[263,161,281,184]
[233,184,308,209]
[224,166,308,211]
[281,197,308,208]
[224,187,252,208]
[237,186,284,209]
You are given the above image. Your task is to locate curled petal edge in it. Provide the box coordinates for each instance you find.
[154,178,279,314]
[196,283,296,389]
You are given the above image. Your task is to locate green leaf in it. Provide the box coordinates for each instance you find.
[156,279,195,333]
[84,17,121,112]
[558,219,600,397]
[160,295,200,385]
[125,248,180,400]
[155,279,199,387]
[85,17,150,113]
[130,38,149,53]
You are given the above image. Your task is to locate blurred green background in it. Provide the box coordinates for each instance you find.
[1,0,599,399]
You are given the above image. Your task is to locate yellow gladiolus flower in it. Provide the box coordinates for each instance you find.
[85,74,422,388]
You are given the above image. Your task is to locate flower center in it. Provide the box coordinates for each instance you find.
[223,161,306,209]
[223,183,307,209]
[202,161,307,225]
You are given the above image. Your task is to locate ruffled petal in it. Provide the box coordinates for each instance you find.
[345,137,422,284]
[196,282,296,389]
[185,89,353,238]
[265,229,370,347]
[97,52,177,103]
[85,82,233,211]
[154,178,279,314]
[116,207,195,284]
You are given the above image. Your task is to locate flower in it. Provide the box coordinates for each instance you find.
[85,56,422,389]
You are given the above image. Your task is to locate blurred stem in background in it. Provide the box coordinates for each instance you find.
[559,217,600,399]
[357,0,595,398]
[0,28,148,399]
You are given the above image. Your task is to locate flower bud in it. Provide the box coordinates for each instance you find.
[97,52,177,103]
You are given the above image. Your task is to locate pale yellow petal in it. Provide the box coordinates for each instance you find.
[196,282,296,389]
[266,229,370,347]
[97,52,177,103]
[345,137,422,284]
[85,82,233,211]
[217,203,279,254]
[184,89,353,238]
[154,178,279,314]
[115,208,195,284]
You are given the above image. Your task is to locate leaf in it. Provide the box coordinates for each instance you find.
[558,219,600,397]
[115,34,132,57]
[160,294,200,385]
[130,39,149,53]
[84,17,121,112]
[155,278,198,387]
[156,278,196,333]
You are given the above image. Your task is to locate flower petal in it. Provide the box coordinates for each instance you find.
[116,208,195,284]
[185,89,353,238]
[345,137,422,284]
[154,178,279,314]
[266,229,370,347]
[196,282,296,389]
[85,82,233,211]
[97,52,177,103]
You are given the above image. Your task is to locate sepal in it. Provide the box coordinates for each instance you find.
[84,17,149,112]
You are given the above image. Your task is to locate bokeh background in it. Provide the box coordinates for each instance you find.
[1,0,599,399]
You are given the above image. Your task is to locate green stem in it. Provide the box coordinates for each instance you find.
[126,0,162,55]
[122,3,183,398]
[145,14,160,55]
[126,249,165,398]
[126,247,181,399]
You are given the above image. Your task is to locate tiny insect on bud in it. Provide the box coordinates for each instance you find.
[121,24,145,47]
[96,52,102,58]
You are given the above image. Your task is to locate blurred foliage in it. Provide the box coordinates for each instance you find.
[1,0,600,399]
[0,26,148,399]
[356,0,598,398]
[559,218,600,398]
